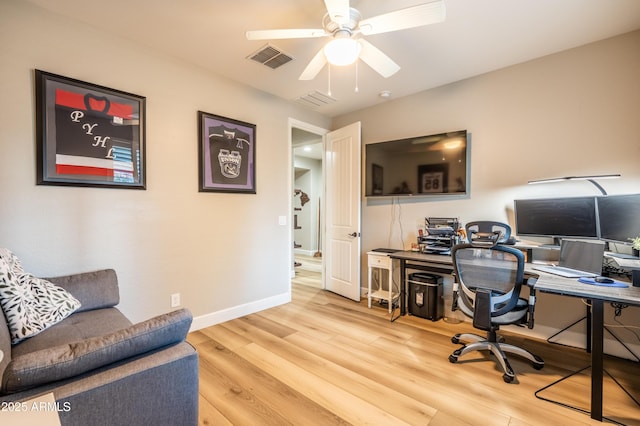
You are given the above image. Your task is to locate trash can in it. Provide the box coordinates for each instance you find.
[408,272,444,321]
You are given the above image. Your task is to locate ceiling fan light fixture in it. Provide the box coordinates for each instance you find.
[324,38,361,66]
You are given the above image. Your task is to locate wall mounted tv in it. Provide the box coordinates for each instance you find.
[364,130,469,198]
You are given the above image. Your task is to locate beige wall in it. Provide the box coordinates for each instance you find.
[0,1,330,326]
[334,30,640,358]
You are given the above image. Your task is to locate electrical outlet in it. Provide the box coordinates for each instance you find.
[170,293,180,308]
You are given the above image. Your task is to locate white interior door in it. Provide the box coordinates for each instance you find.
[324,122,361,301]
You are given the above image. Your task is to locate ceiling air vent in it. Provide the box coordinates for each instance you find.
[295,91,337,109]
[248,44,293,69]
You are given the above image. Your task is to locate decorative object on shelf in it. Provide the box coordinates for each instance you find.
[630,235,640,257]
[198,111,256,193]
[35,70,146,189]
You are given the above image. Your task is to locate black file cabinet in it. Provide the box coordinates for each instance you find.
[408,272,444,321]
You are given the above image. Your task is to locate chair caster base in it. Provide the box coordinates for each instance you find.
[532,355,545,370]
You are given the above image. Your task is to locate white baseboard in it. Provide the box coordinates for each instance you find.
[294,248,315,257]
[190,291,291,332]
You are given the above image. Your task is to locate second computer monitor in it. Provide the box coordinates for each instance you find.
[597,193,640,245]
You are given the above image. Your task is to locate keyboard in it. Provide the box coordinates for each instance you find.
[607,252,639,260]
[532,265,598,278]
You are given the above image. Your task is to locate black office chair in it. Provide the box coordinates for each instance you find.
[449,225,544,383]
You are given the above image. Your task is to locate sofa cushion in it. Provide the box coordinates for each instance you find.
[1,308,192,394]
[46,269,119,313]
[0,249,81,345]
[11,308,132,358]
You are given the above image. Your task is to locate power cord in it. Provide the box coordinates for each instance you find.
[608,302,640,345]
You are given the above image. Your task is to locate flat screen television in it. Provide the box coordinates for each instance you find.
[514,196,599,240]
[364,130,469,197]
[596,193,640,245]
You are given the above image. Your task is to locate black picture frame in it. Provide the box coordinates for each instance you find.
[35,70,146,189]
[372,163,383,195]
[418,164,449,194]
[198,111,256,194]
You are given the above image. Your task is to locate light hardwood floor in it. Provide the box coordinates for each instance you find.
[188,270,640,425]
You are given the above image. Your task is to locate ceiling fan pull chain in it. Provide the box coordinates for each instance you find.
[355,61,359,93]
[327,64,332,96]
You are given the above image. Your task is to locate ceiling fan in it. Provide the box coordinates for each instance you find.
[246,0,446,80]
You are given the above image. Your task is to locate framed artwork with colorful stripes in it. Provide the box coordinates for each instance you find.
[35,70,146,189]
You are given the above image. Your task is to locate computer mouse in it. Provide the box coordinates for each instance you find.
[595,277,614,284]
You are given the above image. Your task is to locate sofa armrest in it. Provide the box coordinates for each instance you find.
[1,342,199,426]
[2,308,192,394]
[46,269,119,312]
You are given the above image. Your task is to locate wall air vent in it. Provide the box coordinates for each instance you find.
[248,44,293,69]
[295,91,337,109]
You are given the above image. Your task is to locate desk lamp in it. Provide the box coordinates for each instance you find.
[527,174,621,195]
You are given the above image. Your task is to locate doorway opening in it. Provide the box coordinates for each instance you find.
[290,120,327,289]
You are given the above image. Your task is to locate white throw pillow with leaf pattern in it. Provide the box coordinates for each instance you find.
[0,249,81,344]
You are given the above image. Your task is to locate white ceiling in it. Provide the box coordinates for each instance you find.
[25,0,640,117]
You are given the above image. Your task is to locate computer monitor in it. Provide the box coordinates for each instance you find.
[596,193,640,245]
[514,196,599,240]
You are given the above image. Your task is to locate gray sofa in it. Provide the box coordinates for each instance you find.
[0,269,198,425]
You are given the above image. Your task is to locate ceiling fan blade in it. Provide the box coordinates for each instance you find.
[246,28,326,40]
[324,0,351,25]
[358,39,400,78]
[299,48,328,80]
[359,0,446,36]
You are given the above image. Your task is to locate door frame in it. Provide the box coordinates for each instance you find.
[289,118,329,286]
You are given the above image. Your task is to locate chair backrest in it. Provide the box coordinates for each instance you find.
[465,221,511,246]
[451,243,524,318]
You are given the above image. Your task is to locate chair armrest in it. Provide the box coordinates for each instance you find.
[46,269,119,312]
[451,273,459,311]
[525,277,537,329]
